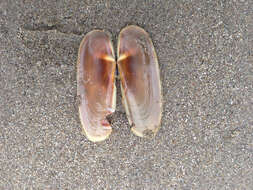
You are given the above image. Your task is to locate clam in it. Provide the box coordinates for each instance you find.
[117,25,162,137]
[77,30,116,142]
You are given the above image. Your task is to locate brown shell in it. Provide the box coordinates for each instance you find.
[77,30,116,142]
[117,25,162,137]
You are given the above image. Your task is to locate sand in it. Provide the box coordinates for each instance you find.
[0,0,253,189]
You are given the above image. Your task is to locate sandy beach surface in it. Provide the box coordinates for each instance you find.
[0,0,253,189]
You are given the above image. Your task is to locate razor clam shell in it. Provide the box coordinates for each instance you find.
[117,25,162,137]
[77,30,116,142]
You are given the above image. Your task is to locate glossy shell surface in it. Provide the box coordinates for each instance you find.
[117,25,162,137]
[77,30,116,142]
